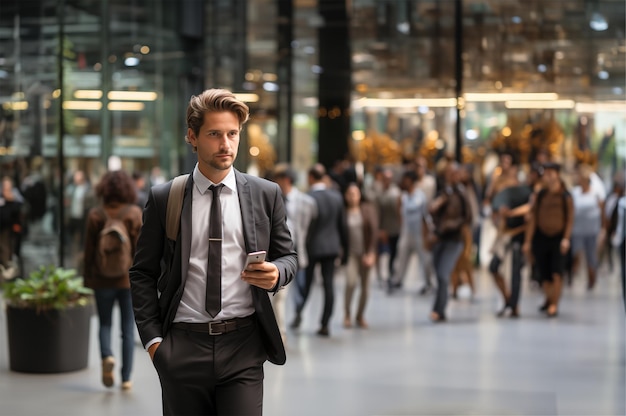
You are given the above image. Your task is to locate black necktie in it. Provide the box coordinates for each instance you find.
[206,184,224,317]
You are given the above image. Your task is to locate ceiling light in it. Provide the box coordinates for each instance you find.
[598,70,609,80]
[397,22,410,34]
[2,101,28,111]
[124,56,140,67]
[262,82,279,92]
[108,91,157,101]
[464,92,559,102]
[465,129,479,140]
[589,12,608,31]
[74,90,103,99]
[511,16,522,24]
[107,101,145,111]
[352,98,457,108]
[537,64,547,73]
[62,101,103,110]
[505,100,575,109]
[233,93,259,103]
[576,102,626,113]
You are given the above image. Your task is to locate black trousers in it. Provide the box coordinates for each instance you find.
[152,320,266,416]
[298,255,337,328]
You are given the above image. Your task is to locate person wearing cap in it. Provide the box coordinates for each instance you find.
[523,162,573,318]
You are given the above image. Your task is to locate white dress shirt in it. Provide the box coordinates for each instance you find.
[173,165,254,322]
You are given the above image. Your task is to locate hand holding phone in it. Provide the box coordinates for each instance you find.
[244,250,266,269]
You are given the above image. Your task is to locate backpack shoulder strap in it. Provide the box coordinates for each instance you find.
[166,174,190,241]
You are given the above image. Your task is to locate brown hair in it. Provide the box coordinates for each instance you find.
[95,170,137,205]
[184,89,250,153]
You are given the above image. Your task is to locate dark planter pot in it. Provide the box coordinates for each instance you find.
[6,303,93,373]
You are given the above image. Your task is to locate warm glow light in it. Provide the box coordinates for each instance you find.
[63,101,103,110]
[3,101,28,110]
[107,101,145,111]
[501,127,512,137]
[234,93,259,103]
[353,98,457,108]
[108,91,157,101]
[505,100,575,109]
[74,90,103,99]
[576,102,626,113]
[352,130,365,141]
[465,93,559,102]
[52,89,61,98]
[249,146,260,157]
[262,73,278,82]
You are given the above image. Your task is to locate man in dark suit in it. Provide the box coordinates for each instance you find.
[291,163,348,336]
[130,89,297,416]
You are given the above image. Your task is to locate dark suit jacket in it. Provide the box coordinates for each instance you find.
[129,169,297,365]
[306,186,348,259]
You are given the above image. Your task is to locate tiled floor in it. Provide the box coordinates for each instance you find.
[1,244,624,415]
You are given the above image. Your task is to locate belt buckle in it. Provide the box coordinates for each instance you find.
[208,321,223,335]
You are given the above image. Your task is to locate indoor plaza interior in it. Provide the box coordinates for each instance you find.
[0,1,625,415]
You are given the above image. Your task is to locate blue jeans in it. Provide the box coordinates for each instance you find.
[94,288,135,382]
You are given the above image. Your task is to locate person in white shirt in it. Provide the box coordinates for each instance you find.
[271,164,317,343]
[130,89,297,416]
[571,166,604,290]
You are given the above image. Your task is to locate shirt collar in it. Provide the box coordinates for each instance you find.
[193,164,237,194]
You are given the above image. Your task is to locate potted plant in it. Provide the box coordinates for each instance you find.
[2,265,94,373]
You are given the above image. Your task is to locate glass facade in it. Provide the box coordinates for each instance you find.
[0,0,624,272]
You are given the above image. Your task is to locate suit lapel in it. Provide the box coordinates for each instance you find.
[180,176,193,285]
[235,170,255,253]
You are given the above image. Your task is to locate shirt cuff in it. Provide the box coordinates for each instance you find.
[145,337,163,351]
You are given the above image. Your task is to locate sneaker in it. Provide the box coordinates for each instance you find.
[102,356,115,388]
[121,381,133,391]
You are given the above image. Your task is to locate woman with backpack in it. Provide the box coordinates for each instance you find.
[83,170,143,390]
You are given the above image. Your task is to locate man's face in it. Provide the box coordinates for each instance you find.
[188,111,240,181]
[445,164,458,184]
[500,155,512,170]
[542,168,558,185]
[382,170,393,188]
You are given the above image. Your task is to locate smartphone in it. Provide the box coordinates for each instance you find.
[244,250,266,268]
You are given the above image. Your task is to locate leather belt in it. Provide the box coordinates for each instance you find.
[172,315,255,335]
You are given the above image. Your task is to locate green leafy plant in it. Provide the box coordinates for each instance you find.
[3,265,93,311]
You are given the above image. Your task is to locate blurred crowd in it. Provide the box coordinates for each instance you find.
[266,152,625,337]
[0,152,624,338]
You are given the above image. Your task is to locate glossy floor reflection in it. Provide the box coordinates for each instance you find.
[1,256,624,416]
